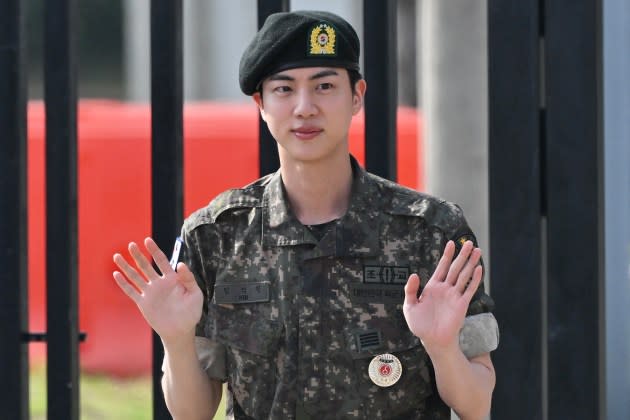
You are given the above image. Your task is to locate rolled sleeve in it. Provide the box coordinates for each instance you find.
[160,337,227,382]
[194,336,227,382]
[459,312,500,359]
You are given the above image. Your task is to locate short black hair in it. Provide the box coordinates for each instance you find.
[348,69,363,94]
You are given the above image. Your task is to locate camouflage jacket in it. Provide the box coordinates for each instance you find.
[179,156,496,420]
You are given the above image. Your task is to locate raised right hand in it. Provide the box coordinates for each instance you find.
[113,237,203,345]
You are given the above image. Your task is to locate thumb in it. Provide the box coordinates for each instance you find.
[404,273,421,305]
[175,262,198,291]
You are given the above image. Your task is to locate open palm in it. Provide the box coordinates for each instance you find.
[403,240,483,352]
[113,237,203,343]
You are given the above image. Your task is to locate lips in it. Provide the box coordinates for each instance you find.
[291,126,323,140]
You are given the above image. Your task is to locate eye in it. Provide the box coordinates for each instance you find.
[317,82,334,91]
[272,85,292,94]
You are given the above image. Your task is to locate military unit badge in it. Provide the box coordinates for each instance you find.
[309,22,336,55]
[454,233,477,256]
[368,353,403,387]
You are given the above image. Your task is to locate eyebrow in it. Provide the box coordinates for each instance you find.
[267,69,340,82]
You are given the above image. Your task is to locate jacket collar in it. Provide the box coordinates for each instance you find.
[262,155,380,258]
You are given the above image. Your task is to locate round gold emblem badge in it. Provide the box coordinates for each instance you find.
[368,353,403,387]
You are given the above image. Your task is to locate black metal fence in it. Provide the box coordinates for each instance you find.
[44,0,80,418]
[489,1,603,419]
[150,1,184,417]
[0,1,29,418]
[1,0,605,419]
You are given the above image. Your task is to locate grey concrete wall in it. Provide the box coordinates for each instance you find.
[419,0,489,286]
[187,1,256,101]
[123,0,150,102]
[291,0,362,38]
[603,1,630,418]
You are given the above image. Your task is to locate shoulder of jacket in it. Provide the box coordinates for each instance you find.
[367,172,464,229]
[183,174,271,231]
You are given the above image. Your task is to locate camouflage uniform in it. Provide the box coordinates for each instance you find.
[180,156,496,420]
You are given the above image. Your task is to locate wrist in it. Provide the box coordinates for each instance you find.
[161,330,197,354]
[422,339,462,362]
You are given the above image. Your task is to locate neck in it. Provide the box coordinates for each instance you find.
[279,153,353,225]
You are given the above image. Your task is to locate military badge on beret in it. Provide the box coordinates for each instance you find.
[309,23,336,55]
[368,353,402,387]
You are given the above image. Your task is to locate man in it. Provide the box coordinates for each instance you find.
[113,10,499,420]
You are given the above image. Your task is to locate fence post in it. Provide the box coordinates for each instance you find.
[544,1,604,417]
[151,0,183,418]
[0,0,29,417]
[257,0,289,177]
[363,0,397,181]
[44,0,80,418]
[488,1,544,418]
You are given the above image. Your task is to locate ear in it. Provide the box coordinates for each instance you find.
[252,92,266,122]
[352,79,367,116]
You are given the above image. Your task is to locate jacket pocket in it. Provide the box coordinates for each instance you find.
[207,303,282,418]
[209,303,281,355]
[347,316,434,417]
[302,311,435,418]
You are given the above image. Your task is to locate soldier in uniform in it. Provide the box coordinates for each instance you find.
[113,10,499,420]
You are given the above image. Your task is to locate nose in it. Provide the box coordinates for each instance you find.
[293,89,318,118]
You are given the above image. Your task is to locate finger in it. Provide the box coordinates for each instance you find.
[145,237,174,276]
[128,242,160,280]
[113,253,149,292]
[429,241,456,285]
[462,265,483,303]
[113,271,141,304]
[404,273,421,305]
[445,240,474,285]
[455,248,482,293]
[176,262,199,292]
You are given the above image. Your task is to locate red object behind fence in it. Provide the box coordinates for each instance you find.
[27,100,422,376]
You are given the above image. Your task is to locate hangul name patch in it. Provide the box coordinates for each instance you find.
[214,282,270,304]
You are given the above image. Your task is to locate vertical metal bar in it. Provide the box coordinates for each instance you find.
[488,1,543,418]
[151,0,183,418]
[0,0,29,418]
[257,0,289,177]
[363,0,397,181]
[44,0,79,418]
[544,0,604,418]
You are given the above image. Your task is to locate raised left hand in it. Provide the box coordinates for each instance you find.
[403,240,483,354]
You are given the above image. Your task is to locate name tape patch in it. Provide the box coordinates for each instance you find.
[349,284,405,304]
[214,282,270,304]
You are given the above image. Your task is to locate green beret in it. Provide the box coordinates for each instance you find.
[239,10,361,95]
